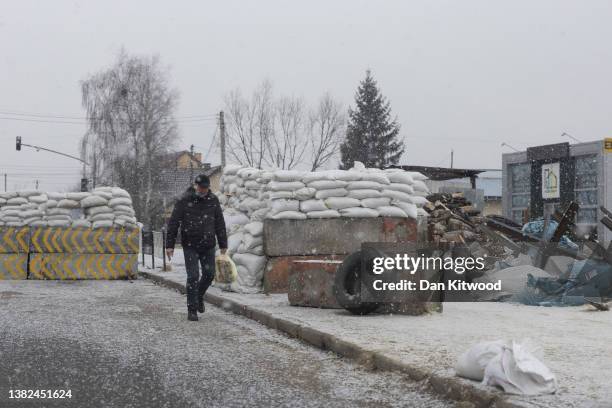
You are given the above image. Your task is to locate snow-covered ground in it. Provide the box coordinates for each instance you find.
[142,251,612,408]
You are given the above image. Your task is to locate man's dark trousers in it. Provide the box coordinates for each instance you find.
[184,246,216,311]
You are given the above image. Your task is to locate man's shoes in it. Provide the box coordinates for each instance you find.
[188,310,199,321]
[198,298,205,313]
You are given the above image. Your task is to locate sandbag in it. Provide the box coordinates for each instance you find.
[293,187,316,200]
[386,183,415,195]
[315,188,347,199]
[57,199,80,209]
[306,179,347,190]
[244,221,264,237]
[7,197,27,205]
[267,181,305,191]
[339,207,379,218]
[269,199,300,214]
[376,206,408,218]
[456,340,506,381]
[269,191,294,200]
[346,180,383,191]
[269,211,307,220]
[407,171,427,181]
[45,199,58,209]
[300,199,328,212]
[0,192,18,199]
[360,197,391,208]
[29,194,48,204]
[386,171,415,184]
[324,197,361,210]
[272,170,304,182]
[232,253,267,277]
[46,208,72,216]
[347,189,382,200]
[72,219,92,228]
[250,208,269,222]
[111,188,131,198]
[113,205,135,215]
[66,192,90,201]
[90,213,115,222]
[411,196,430,207]
[325,170,361,182]
[92,220,114,229]
[87,206,113,216]
[47,220,71,227]
[381,189,413,203]
[412,180,429,193]
[227,232,244,254]
[81,195,108,208]
[391,201,418,219]
[242,233,263,250]
[306,210,340,218]
[93,191,113,200]
[109,197,132,207]
[18,190,39,198]
[359,172,390,184]
[47,192,66,200]
[482,341,557,395]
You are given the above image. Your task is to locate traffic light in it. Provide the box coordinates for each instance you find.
[16,136,21,151]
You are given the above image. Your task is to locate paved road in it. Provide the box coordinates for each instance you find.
[0,280,453,408]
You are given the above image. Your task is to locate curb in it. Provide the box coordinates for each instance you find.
[140,271,522,408]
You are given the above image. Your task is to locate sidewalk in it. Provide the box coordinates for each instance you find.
[139,253,611,408]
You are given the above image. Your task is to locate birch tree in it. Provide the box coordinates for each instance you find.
[80,50,179,228]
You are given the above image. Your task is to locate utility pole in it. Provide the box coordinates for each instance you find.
[4,174,6,192]
[450,149,454,169]
[35,180,39,190]
[219,111,226,168]
[189,144,195,181]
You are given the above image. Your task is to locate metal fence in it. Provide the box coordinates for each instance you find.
[141,229,167,271]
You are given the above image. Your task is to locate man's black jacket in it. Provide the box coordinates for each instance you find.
[166,187,228,251]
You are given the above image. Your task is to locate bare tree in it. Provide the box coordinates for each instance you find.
[224,81,274,168]
[308,93,345,171]
[80,50,179,228]
[264,95,307,170]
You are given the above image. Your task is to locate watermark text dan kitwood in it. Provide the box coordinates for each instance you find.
[369,254,502,292]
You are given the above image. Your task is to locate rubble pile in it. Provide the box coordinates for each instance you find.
[0,188,137,229]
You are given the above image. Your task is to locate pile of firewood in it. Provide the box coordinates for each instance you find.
[423,192,482,244]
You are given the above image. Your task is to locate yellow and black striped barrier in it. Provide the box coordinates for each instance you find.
[0,226,139,280]
[0,227,30,254]
[0,254,28,280]
[29,253,138,280]
[30,227,140,254]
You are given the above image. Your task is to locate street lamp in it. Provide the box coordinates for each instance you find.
[561,132,582,143]
[501,142,520,152]
[15,136,90,191]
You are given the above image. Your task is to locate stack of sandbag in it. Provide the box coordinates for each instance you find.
[264,163,429,220]
[0,188,138,228]
[219,165,270,218]
[231,220,266,293]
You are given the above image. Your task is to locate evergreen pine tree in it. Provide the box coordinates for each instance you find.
[339,70,404,169]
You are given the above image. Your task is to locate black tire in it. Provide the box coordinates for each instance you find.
[333,250,380,315]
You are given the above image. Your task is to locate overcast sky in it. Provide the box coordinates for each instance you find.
[2,0,612,191]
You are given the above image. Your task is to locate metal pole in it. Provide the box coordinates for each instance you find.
[141,230,145,266]
[219,111,226,168]
[450,150,454,169]
[162,228,166,272]
[151,231,155,270]
[4,174,6,192]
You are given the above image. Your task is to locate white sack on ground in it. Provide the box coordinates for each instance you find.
[483,341,557,395]
[456,340,507,381]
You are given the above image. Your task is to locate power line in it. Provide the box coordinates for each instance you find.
[0,115,217,125]
[0,110,217,120]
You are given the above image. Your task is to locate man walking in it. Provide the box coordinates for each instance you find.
[166,174,227,321]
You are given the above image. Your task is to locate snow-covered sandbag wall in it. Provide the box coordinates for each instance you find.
[0,188,138,229]
[216,162,430,294]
